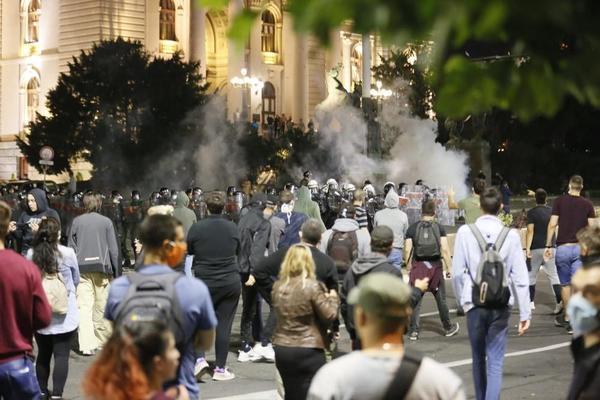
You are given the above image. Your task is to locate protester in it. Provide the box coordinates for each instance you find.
[308,273,465,400]
[577,225,600,268]
[8,188,60,255]
[187,191,240,381]
[294,180,325,230]
[404,200,459,341]
[276,190,308,249]
[458,178,485,224]
[567,265,600,399]
[68,191,119,356]
[28,218,80,400]
[272,244,339,400]
[526,188,563,313]
[237,193,271,362]
[172,191,197,239]
[83,321,189,400]
[545,175,596,333]
[352,189,369,230]
[263,195,285,254]
[374,189,409,269]
[500,179,513,214]
[105,214,217,399]
[0,200,52,398]
[452,187,531,400]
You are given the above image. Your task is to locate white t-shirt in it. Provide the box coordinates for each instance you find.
[308,351,465,400]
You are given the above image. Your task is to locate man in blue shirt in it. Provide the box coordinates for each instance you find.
[105,214,217,400]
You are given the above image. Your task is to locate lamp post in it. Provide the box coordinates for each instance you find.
[230,68,264,122]
[370,80,393,102]
[364,80,392,159]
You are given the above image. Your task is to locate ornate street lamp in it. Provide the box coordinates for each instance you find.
[230,68,264,122]
[370,80,393,101]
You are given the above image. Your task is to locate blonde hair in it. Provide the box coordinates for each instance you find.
[279,244,316,285]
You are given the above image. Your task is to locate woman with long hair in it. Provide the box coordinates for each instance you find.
[272,244,339,400]
[83,321,188,400]
[28,217,79,400]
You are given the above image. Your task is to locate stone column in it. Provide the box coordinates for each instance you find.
[189,3,206,77]
[362,33,372,98]
[227,0,245,121]
[294,34,308,123]
[341,32,352,91]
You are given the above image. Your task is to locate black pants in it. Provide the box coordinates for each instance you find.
[35,330,76,397]
[240,274,263,345]
[206,281,241,368]
[409,278,452,333]
[275,346,326,400]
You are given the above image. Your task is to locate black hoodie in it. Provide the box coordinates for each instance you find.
[13,188,60,255]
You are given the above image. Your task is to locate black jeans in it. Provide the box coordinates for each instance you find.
[206,281,241,368]
[275,346,326,400]
[240,273,263,346]
[35,330,76,397]
[409,278,452,333]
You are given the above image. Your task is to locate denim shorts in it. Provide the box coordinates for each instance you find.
[555,245,582,285]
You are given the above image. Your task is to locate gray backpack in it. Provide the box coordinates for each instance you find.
[467,225,511,309]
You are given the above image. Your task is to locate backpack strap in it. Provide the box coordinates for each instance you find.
[494,227,511,252]
[382,349,423,400]
[467,224,488,253]
[326,230,339,254]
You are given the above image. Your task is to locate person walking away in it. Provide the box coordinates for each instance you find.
[458,179,485,224]
[237,193,272,362]
[68,191,119,356]
[308,273,466,400]
[500,179,513,214]
[172,191,197,276]
[105,214,216,399]
[8,188,60,255]
[187,191,241,381]
[28,218,80,400]
[404,200,459,341]
[352,189,370,231]
[294,180,325,231]
[374,189,409,270]
[0,200,52,399]
[544,175,596,333]
[83,321,190,400]
[124,190,144,265]
[452,187,531,400]
[525,188,563,314]
[272,245,339,400]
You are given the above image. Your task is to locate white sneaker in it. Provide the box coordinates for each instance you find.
[553,301,564,315]
[213,367,235,381]
[253,343,275,363]
[237,348,261,362]
[530,301,536,310]
[194,357,210,380]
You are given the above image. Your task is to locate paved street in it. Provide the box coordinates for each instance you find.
[60,273,572,400]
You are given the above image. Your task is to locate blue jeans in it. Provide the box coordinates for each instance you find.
[555,245,582,285]
[388,248,404,270]
[466,307,510,400]
[0,357,41,400]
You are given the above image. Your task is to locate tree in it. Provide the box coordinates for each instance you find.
[213,0,600,121]
[19,38,208,188]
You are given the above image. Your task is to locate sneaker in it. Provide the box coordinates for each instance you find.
[194,357,210,380]
[408,332,419,341]
[456,308,465,317]
[444,322,460,337]
[530,301,535,310]
[237,348,261,363]
[553,301,564,315]
[253,343,275,363]
[213,367,235,381]
[565,322,573,335]
[78,349,96,356]
[554,315,566,327]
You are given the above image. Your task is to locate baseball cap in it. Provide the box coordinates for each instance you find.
[370,226,394,248]
[348,273,412,319]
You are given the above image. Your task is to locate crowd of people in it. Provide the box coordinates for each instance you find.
[0,173,599,400]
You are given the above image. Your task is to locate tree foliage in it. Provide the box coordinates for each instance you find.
[18,38,208,188]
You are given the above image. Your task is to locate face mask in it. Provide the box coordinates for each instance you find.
[567,293,600,337]
[281,203,293,213]
[165,242,186,267]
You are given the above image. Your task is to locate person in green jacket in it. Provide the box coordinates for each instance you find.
[294,181,326,231]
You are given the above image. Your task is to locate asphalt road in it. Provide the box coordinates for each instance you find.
[60,272,572,400]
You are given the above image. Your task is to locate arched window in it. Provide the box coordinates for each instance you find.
[26,77,40,126]
[26,0,41,44]
[262,82,276,125]
[159,0,176,41]
[261,11,276,53]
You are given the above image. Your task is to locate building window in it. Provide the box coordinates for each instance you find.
[25,0,41,44]
[26,77,40,126]
[261,11,276,53]
[159,0,176,41]
[262,81,276,126]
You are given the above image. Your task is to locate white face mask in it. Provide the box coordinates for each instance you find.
[281,203,294,213]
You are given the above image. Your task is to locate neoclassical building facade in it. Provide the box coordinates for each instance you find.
[0,0,387,181]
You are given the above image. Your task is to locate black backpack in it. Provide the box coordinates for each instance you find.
[114,272,186,345]
[413,221,441,259]
[467,224,511,309]
[327,230,359,274]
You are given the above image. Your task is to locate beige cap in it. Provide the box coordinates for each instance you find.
[348,273,412,318]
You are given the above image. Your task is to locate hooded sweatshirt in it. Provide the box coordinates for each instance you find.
[319,218,371,258]
[293,186,325,230]
[374,190,409,248]
[172,191,197,239]
[14,188,61,255]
